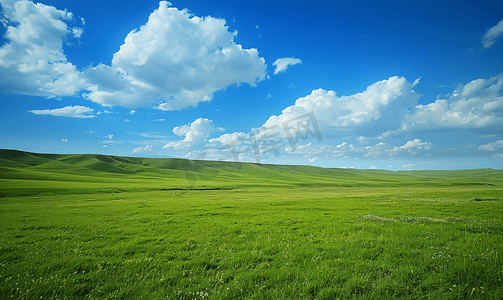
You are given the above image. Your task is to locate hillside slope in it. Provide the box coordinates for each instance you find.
[1,149,502,196]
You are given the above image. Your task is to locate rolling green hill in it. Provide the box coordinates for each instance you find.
[1,149,502,196]
[1,149,502,299]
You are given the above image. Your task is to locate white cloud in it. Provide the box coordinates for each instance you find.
[482,19,503,48]
[261,76,420,137]
[0,0,85,97]
[478,140,503,151]
[124,119,130,122]
[478,144,495,151]
[83,1,267,110]
[29,105,95,118]
[153,119,166,122]
[1,1,267,110]
[208,132,247,146]
[62,138,67,142]
[132,145,153,153]
[163,118,224,149]
[272,57,302,75]
[129,110,136,114]
[369,165,378,169]
[381,74,503,137]
[365,139,433,157]
[107,135,113,139]
[96,109,112,115]
[72,27,83,38]
[199,76,431,163]
[397,139,432,151]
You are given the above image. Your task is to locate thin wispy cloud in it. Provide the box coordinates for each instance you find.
[29,106,96,118]
[482,19,503,48]
[132,145,153,154]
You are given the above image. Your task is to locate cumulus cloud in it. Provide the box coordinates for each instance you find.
[261,76,420,137]
[1,1,267,110]
[208,132,248,146]
[482,19,503,48]
[163,118,224,149]
[360,139,433,157]
[0,0,85,97]
[478,140,503,151]
[381,74,503,137]
[132,145,153,153]
[29,105,95,118]
[200,77,426,163]
[272,57,302,75]
[83,1,267,110]
[398,139,432,151]
[129,110,136,115]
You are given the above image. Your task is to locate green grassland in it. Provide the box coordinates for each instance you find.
[1,149,502,299]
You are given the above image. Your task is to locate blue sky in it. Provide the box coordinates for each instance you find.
[1,0,503,170]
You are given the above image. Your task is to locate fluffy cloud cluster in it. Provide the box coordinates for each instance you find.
[200,74,503,163]
[1,0,267,111]
[163,118,224,149]
[478,140,503,151]
[29,105,95,118]
[482,19,503,48]
[382,74,503,137]
[83,1,267,110]
[0,0,85,97]
[261,76,420,137]
[207,132,248,147]
[252,74,503,144]
[272,57,302,75]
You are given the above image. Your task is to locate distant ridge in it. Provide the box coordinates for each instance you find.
[1,149,502,197]
[0,149,499,172]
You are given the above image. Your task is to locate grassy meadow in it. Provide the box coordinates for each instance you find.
[1,149,502,299]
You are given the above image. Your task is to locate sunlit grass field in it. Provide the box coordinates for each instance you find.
[1,150,502,299]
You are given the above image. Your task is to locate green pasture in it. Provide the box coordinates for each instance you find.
[1,150,502,299]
